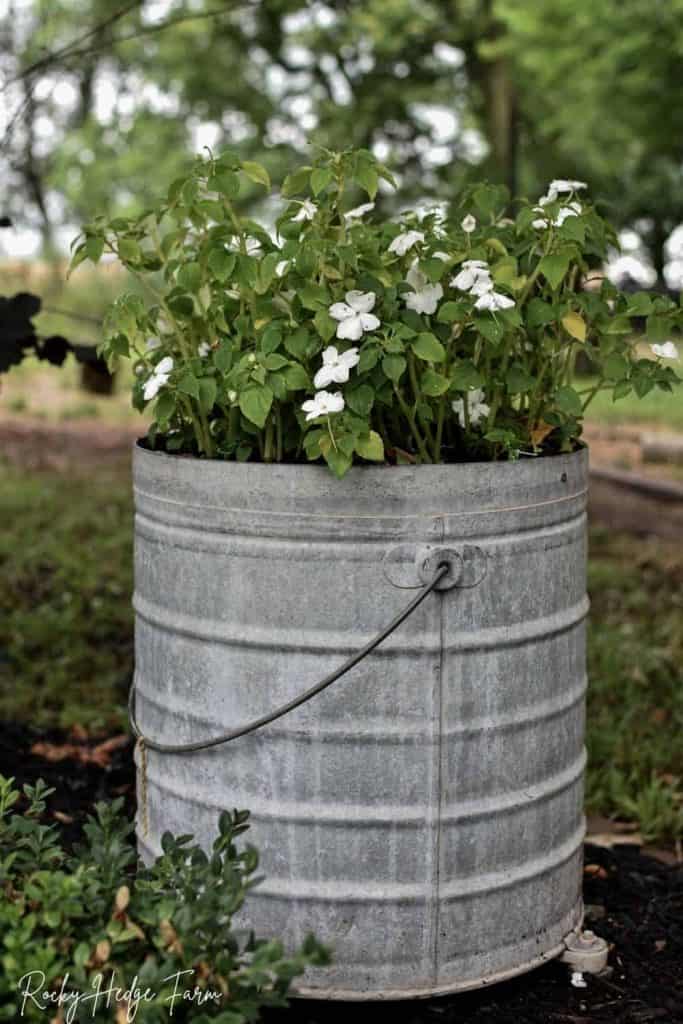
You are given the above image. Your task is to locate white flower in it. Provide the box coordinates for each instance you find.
[461,214,477,233]
[651,341,679,360]
[245,236,261,255]
[452,388,490,428]
[547,179,587,197]
[293,199,317,222]
[433,251,450,261]
[344,202,375,222]
[143,356,173,401]
[474,290,515,312]
[301,390,345,421]
[146,337,161,351]
[227,390,237,403]
[313,345,360,388]
[329,290,380,341]
[388,230,425,256]
[404,260,443,315]
[570,971,587,990]
[275,259,290,277]
[451,259,492,294]
[198,342,211,357]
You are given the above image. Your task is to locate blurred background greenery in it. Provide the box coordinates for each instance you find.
[1,0,682,843]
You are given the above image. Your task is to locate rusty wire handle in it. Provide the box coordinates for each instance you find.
[128,562,450,755]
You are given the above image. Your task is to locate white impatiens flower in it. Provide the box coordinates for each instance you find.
[143,356,173,401]
[404,260,443,315]
[651,341,679,360]
[198,342,211,357]
[474,290,515,312]
[433,251,451,261]
[245,236,262,255]
[146,337,161,352]
[570,972,587,990]
[388,230,425,256]
[313,345,360,388]
[344,202,375,222]
[275,259,290,277]
[301,390,345,421]
[451,259,492,295]
[452,388,490,428]
[293,199,317,222]
[547,179,587,197]
[461,214,477,233]
[329,290,380,341]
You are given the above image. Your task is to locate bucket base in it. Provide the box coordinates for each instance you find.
[291,914,591,1002]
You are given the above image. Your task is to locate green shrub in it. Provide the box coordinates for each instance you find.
[0,776,328,1022]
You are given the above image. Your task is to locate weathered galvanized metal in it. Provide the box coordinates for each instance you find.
[133,445,589,999]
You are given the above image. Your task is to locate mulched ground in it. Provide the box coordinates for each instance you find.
[3,721,682,1024]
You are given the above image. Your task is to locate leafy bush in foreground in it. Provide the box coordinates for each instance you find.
[0,776,328,1022]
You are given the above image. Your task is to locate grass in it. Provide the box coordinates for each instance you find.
[1,459,681,841]
[584,379,683,431]
[0,460,133,731]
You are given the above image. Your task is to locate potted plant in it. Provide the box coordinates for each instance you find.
[72,149,680,999]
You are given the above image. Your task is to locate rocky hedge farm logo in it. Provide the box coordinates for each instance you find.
[17,968,223,1021]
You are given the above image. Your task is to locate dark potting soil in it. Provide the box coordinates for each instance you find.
[3,721,682,1024]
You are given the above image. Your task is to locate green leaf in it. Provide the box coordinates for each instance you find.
[538,250,573,290]
[554,385,582,417]
[284,328,312,360]
[310,167,333,195]
[356,430,384,461]
[260,322,283,355]
[355,162,379,199]
[177,262,202,293]
[283,363,310,390]
[313,308,337,342]
[382,354,407,382]
[208,247,236,282]
[358,346,380,373]
[451,360,483,391]
[506,365,536,393]
[241,160,270,190]
[297,283,329,310]
[625,292,654,317]
[612,380,632,399]
[322,442,353,478]
[420,369,450,396]
[346,384,375,416]
[214,341,233,373]
[473,315,504,343]
[177,372,199,400]
[118,238,141,264]
[526,299,556,327]
[209,171,240,198]
[85,235,104,262]
[282,166,312,197]
[436,301,465,323]
[264,353,289,370]
[239,384,273,428]
[603,352,630,380]
[412,333,446,362]
[154,390,176,424]
[198,377,217,413]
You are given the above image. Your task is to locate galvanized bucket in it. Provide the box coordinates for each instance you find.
[132,445,589,999]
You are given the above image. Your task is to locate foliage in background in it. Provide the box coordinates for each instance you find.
[4,0,683,280]
[1,460,681,842]
[74,147,680,475]
[0,778,328,1022]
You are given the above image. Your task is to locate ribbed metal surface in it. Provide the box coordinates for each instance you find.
[133,446,588,998]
